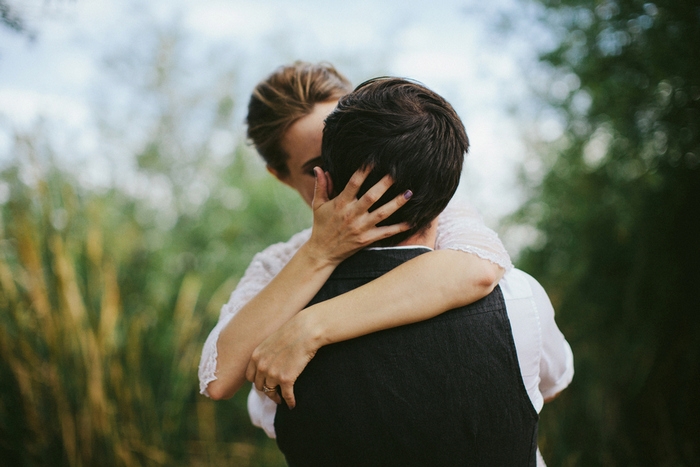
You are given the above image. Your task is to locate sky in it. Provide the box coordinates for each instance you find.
[0,0,561,251]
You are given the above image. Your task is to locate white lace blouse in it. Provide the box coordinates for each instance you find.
[198,197,513,396]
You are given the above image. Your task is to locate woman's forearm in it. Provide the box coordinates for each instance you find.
[206,169,413,400]
[246,249,505,408]
[304,249,504,349]
[206,242,337,400]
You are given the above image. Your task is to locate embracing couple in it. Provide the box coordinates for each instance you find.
[199,62,573,466]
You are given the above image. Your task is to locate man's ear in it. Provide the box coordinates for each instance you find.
[324,171,334,198]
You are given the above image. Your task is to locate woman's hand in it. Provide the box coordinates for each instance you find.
[306,166,412,266]
[244,167,413,407]
[245,310,321,409]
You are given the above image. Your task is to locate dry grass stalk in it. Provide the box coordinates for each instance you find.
[0,158,285,466]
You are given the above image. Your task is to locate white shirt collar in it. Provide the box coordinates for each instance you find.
[366,245,434,251]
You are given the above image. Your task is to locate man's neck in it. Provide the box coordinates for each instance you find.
[394,219,437,249]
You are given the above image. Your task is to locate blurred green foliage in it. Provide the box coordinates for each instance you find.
[0,24,313,465]
[0,129,307,465]
[514,0,700,465]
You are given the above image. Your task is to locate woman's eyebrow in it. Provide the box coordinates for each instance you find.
[301,156,323,172]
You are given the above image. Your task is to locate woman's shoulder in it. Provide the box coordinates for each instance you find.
[261,228,312,256]
[247,228,312,273]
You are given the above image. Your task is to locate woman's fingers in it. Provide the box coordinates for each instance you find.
[246,345,297,407]
[248,355,274,396]
[253,366,267,394]
[311,167,330,209]
[245,359,256,383]
[355,173,395,211]
[369,189,413,223]
[336,165,372,203]
[333,166,408,219]
[307,166,413,262]
[268,391,282,405]
[338,171,413,243]
[370,222,413,242]
[250,373,295,407]
[254,367,284,405]
[252,376,294,407]
[279,383,297,409]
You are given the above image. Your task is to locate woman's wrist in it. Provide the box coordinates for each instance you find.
[298,239,343,270]
[294,305,328,351]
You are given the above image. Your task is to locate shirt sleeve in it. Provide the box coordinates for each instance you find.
[526,274,575,400]
[197,229,311,397]
[435,196,513,271]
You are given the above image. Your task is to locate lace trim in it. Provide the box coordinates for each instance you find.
[436,197,513,272]
[444,244,513,271]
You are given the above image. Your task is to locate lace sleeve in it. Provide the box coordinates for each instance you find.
[198,229,312,396]
[435,196,513,272]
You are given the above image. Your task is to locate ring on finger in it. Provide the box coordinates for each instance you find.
[262,385,277,394]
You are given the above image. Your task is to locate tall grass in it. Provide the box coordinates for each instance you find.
[0,146,307,465]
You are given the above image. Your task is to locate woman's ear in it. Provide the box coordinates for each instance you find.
[266,165,291,187]
[266,165,281,180]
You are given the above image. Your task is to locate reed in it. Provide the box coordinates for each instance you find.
[0,158,287,466]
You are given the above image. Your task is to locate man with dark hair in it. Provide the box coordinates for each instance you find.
[269,78,544,466]
[322,77,467,246]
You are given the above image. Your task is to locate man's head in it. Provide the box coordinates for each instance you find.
[322,78,469,246]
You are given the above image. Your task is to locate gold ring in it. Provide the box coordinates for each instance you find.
[262,385,276,394]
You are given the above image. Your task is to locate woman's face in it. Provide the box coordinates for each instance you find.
[269,100,338,207]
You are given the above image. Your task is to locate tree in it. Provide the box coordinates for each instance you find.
[514,0,700,464]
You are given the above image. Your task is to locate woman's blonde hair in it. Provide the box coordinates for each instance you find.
[246,61,352,175]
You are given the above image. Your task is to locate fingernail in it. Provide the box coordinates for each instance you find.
[403,190,413,200]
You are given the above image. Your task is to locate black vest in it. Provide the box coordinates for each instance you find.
[275,248,538,467]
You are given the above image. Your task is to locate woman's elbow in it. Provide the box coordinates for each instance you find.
[206,379,239,401]
[448,260,503,308]
[478,262,503,292]
[205,382,227,401]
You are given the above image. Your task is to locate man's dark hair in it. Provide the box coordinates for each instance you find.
[322,77,469,246]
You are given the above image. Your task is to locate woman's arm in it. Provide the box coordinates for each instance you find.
[247,196,511,408]
[303,250,502,346]
[247,249,503,407]
[205,168,412,400]
[198,232,302,397]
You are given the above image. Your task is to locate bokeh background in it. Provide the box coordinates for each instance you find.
[0,0,698,465]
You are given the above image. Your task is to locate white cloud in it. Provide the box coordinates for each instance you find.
[185,1,275,40]
[392,50,473,84]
